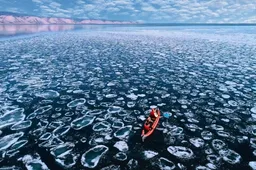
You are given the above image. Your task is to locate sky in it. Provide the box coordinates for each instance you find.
[0,0,256,23]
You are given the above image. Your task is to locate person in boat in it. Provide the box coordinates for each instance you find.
[143,108,158,131]
[149,108,158,122]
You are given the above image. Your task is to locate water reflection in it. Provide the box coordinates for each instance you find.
[0,25,76,36]
[0,24,139,37]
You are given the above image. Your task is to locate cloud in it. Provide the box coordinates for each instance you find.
[83,4,95,11]
[32,0,42,4]
[1,0,256,23]
[107,7,120,12]
[141,6,157,12]
[87,11,100,18]
[49,2,61,8]
[76,0,85,5]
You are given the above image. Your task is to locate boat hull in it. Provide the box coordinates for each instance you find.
[141,109,160,141]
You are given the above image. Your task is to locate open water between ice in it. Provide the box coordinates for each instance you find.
[0,25,256,170]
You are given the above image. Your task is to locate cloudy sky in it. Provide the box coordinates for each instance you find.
[1,0,256,23]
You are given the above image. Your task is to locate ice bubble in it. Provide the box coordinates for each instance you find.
[189,138,205,148]
[11,120,32,131]
[67,98,86,108]
[158,157,176,170]
[143,150,158,159]
[114,152,127,161]
[114,141,128,152]
[167,146,194,159]
[0,108,25,129]
[114,125,132,139]
[71,115,96,130]
[0,132,24,151]
[81,145,109,168]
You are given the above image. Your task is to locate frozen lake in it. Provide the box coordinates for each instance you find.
[0,25,256,170]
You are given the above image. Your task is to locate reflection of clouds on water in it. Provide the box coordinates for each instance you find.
[0,25,75,35]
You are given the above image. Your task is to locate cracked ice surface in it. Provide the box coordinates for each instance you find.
[0,27,256,169]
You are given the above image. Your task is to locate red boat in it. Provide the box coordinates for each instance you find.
[141,108,161,142]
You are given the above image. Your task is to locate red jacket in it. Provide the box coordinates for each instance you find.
[150,108,158,118]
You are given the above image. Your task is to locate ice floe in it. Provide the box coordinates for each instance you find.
[9,139,28,152]
[114,152,127,161]
[81,145,109,168]
[143,150,158,159]
[21,154,49,170]
[212,139,226,150]
[219,149,241,164]
[158,157,176,170]
[114,125,132,139]
[92,121,111,132]
[113,141,128,152]
[249,161,256,170]
[71,115,95,130]
[67,98,86,108]
[10,120,32,131]
[36,90,60,99]
[0,132,24,152]
[53,125,70,137]
[167,146,194,159]
[189,137,205,148]
[0,108,25,129]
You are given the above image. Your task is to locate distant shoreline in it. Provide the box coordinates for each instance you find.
[0,23,255,26]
